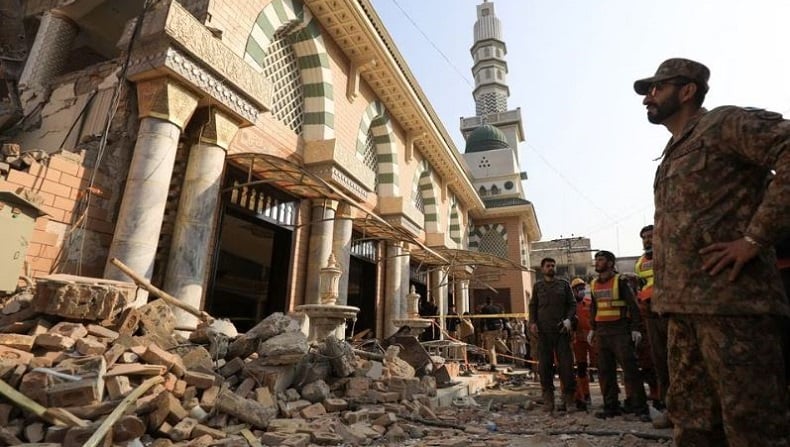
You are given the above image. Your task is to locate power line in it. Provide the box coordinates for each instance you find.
[524,141,617,222]
[389,0,473,88]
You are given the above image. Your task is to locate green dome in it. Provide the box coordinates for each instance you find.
[464,124,510,153]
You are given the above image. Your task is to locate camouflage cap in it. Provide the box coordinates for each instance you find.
[633,58,710,95]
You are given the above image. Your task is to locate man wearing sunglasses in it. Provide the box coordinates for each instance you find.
[635,58,790,445]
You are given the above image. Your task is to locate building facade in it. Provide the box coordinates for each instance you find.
[0,0,539,336]
[530,237,595,281]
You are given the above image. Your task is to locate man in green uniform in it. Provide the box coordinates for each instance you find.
[635,58,790,445]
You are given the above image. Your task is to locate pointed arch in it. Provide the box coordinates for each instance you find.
[418,162,440,233]
[449,194,461,244]
[355,100,400,196]
[244,0,334,140]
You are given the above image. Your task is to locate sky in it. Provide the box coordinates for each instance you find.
[369,0,790,257]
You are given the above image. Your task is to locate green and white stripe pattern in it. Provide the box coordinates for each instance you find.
[355,100,399,196]
[449,194,461,243]
[244,0,335,140]
[416,159,439,232]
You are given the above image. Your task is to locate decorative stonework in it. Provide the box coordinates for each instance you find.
[123,0,271,126]
[303,139,375,196]
[136,77,199,129]
[306,164,367,202]
[193,108,239,150]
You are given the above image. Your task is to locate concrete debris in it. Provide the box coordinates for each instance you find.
[0,276,470,446]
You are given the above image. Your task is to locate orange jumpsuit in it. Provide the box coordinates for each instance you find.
[573,295,595,403]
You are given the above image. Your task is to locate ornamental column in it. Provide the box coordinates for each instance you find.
[431,267,448,339]
[105,78,198,304]
[331,203,353,305]
[163,109,239,328]
[18,11,77,93]
[305,199,337,304]
[455,278,470,314]
[383,242,403,337]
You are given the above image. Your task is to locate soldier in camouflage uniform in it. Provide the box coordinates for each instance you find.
[635,58,790,446]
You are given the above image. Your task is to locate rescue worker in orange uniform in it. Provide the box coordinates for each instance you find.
[571,277,594,410]
[588,251,650,421]
[635,224,670,416]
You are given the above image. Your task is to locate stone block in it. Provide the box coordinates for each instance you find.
[365,360,384,379]
[85,324,119,341]
[301,379,330,403]
[114,307,141,336]
[281,433,311,447]
[19,371,48,406]
[49,321,88,339]
[48,378,102,407]
[215,389,278,429]
[148,391,188,431]
[314,431,344,445]
[173,379,187,398]
[183,370,215,389]
[0,345,34,365]
[192,424,226,439]
[141,344,177,370]
[218,357,244,377]
[33,274,135,320]
[244,361,295,394]
[24,421,45,443]
[343,408,369,424]
[299,402,326,419]
[267,418,307,432]
[0,333,35,351]
[34,333,75,350]
[106,363,167,377]
[323,398,348,412]
[138,299,176,336]
[105,375,133,399]
[254,386,276,408]
[233,378,255,398]
[372,412,397,427]
[257,331,308,365]
[169,417,198,441]
[75,337,107,355]
[199,385,220,409]
[278,399,311,417]
[369,390,400,403]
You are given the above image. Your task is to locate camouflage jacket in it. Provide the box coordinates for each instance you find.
[652,106,790,316]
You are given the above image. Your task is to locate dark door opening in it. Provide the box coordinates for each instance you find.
[206,213,291,332]
[345,235,378,337]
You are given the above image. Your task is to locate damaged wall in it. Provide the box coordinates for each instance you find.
[0,59,137,283]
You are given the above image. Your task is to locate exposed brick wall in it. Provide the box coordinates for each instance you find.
[1,152,116,281]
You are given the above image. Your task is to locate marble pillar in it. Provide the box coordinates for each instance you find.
[432,267,448,339]
[331,203,353,305]
[305,199,337,304]
[163,109,239,328]
[399,246,411,318]
[18,11,77,92]
[455,278,470,314]
[383,242,403,337]
[105,78,198,305]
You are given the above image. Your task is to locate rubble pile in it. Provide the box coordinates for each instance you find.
[0,276,447,446]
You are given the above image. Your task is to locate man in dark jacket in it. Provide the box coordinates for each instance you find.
[480,297,504,370]
[529,257,577,413]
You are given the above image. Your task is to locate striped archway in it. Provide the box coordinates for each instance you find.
[355,100,400,196]
[243,0,334,141]
[417,162,440,233]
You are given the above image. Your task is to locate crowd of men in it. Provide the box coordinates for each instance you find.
[527,57,790,446]
[443,57,789,446]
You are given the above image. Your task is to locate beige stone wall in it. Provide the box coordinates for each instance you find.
[206,0,271,60]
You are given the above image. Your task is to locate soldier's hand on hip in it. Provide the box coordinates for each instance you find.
[631,331,642,346]
[699,237,761,281]
[529,323,538,335]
